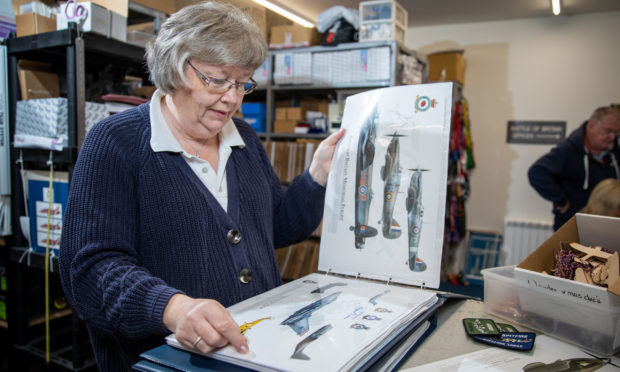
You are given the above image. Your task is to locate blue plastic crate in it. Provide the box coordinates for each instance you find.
[242,103,266,132]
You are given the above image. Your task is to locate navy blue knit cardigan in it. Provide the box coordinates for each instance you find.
[59,103,325,371]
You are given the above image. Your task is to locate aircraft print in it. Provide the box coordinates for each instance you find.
[406,169,428,272]
[350,109,379,249]
[280,291,341,336]
[379,132,406,240]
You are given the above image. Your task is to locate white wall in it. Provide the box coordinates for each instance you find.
[407,12,620,233]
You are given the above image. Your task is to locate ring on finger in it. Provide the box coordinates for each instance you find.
[192,335,202,347]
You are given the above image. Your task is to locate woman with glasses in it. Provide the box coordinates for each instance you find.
[58,2,345,370]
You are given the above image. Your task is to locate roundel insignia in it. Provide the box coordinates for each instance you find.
[411,226,419,234]
[415,95,438,113]
[359,185,367,194]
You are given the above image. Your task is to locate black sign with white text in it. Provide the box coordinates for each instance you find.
[507,121,566,144]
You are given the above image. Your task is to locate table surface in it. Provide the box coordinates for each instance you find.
[400,298,526,369]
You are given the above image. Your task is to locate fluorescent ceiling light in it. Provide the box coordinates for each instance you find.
[551,0,561,15]
[253,0,315,28]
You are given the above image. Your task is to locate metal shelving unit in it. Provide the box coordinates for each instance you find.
[5,25,146,371]
[261,40,425,141]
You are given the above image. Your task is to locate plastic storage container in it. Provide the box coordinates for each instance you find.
[241,103,267,133]
[359,1,407,44]
[482,265,620,355]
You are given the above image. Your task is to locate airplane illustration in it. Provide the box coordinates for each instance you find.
[239,317,271,335]
[311,282,347,294]
[280,291,341,336]
[369,289,390,305]
[349,109,379,249]
[290,324,333,360]
[380,133,406,239]
[406,169,428,272]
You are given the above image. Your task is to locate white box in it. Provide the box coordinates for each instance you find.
[360,0,407,27]
[108,10,126,42]
[359,21,405,44]
[483,264,620,355]
[57,2,109,37]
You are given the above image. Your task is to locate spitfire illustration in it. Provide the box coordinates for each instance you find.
[239,317,271,335]
[311,282,347,294]
[350,109,379,248]
[406,169,428,272]
[281,292,341,336]
[380,133,406,239]
[369,289,390,305]
[290,324,333,360]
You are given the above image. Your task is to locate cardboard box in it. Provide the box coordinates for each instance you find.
[16,13,56,37]
[131,0,175,15]
[516,213,620,302]
[18,60,59,100]
[269,25,320,49]
[83,0,128,17]
[286,107,305,121]
[428,50,466,85]
[273,120,298,133]
[275,107,287,121]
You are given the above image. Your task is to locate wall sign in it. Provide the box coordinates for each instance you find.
[507,121,566,144]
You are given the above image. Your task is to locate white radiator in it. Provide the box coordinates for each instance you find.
[503,219,553,266]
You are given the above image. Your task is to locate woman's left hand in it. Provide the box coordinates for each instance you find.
[309,128,346,187]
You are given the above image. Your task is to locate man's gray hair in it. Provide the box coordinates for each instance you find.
[145,1,267,94]
[590,106,620,124]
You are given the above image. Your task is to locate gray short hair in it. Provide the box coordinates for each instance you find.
[145,1,267,94]
[590,106,620,124]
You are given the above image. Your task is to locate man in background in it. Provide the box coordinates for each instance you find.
[528,106,620,230]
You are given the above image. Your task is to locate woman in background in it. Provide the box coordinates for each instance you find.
[581,178,620,217]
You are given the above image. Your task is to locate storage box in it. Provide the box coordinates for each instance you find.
[241,103,266,133]
[269,25,320,49]
[131,0,175,15]
[359,21,406,45]
[359,0,407,44]
[275,107,287,121]
[108,10,127,42]
[16,12,56,37]
[428,50,466,85]
[14,98,108,150]
[273,120,297,133]
[84,0,128,17]
[286,107,305,121]
[482,265,620,355]
[360,0,407,26]
[17,60,59,100]
[57,2,109,37]
[516,213,620,305]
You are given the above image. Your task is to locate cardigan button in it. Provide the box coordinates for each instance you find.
[239,268,252,284]
[227,229,241,244]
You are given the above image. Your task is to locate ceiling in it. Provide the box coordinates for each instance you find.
[275,0,620,27]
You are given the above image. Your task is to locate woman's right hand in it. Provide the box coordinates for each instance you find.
[163,293,249,354]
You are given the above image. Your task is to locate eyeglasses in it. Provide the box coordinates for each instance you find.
[187,61,257,95]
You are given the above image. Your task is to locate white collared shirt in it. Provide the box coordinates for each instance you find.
[149,90,245,211]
